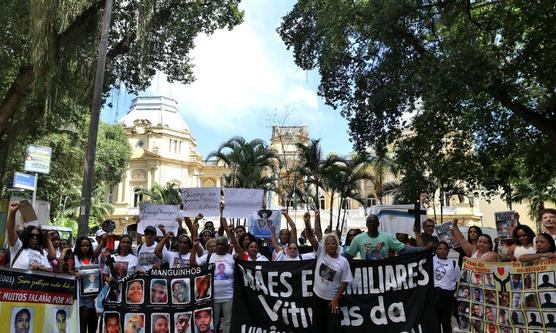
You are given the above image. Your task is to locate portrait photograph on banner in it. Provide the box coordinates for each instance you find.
[79,265,101,296]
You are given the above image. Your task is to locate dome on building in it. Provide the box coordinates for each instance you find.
[119,96,190,132]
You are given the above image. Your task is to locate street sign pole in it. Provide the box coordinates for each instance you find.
[32,173,38,210]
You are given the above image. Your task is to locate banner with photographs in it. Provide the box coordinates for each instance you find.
[232,251,439,333]
[0,267,78,333]
[103,265,214,333]
[456,258,556,333]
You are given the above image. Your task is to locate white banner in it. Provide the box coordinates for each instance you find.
[223,188,264,218]
[370,205,427,235]
[138,203,180,235]
[181,187,221,217]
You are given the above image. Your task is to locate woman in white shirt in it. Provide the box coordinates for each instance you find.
[304,212,352,333]
[434,241,461,333]
[103,235,138,283]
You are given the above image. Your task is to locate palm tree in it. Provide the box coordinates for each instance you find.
[367,153,396,204]
[207,136,282,189]
[336,155,374,232]
[141,183,182,205]
[322,156,347,229]
[65,186,114,229]
[296,139,336,211]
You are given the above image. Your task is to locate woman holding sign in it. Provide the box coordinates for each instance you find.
[452,220,499,262]
[304,212,353,333]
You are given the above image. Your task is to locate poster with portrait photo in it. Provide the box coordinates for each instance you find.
[193,308,214,333]
[194,274,212,302]
[103,312,121,333]
[543,311,556,329]
[79,265,101,296]
[151,313,170,333]
[248,209,281,239]
[523,273,536,290]
[526,311,543,327]
[457,285,470,300]
[150,279,169,304]
[540,291,556,309]
[10,307,34,333]
[537,271,556,289]
[510,310,525,326]
[124,313,145,333]
[52,308,70,333]
[511,292,522,309]
[523,292,539,309]
[510,274,523,290]
[171,278,190,304]
[126,279,145,305]
[174,312,192,333]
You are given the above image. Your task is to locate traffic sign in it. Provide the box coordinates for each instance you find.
[24,145,52,174]
[13,172,36,191]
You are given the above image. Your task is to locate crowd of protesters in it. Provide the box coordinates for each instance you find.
[4,199,556,333]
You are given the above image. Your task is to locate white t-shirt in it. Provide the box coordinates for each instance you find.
[103,253,138,278]
[247,253,269,262]
[198,253,235,302]
[10,239,51,270]
[136,242,166,271]
[313,243,353,300]
[274,250,301,261]
[433,256,460,290]
[164,251,191,268]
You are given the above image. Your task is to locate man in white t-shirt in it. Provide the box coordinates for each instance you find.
[6,202,52,271]
[136,226,167,271]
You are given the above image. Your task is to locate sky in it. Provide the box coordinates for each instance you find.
[101,0,353,158]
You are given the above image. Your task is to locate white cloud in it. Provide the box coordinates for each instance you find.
[145,3,325,134]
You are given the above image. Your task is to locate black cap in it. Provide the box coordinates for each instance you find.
[144,226,157,234]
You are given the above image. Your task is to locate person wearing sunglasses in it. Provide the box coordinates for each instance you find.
[6,202,54,271]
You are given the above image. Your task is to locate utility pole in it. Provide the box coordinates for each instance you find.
[78,0,114,237]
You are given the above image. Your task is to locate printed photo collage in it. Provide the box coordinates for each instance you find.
[456,269,556,333]
[103,273,213,333]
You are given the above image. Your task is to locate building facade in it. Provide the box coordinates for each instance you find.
[107,96,228,229]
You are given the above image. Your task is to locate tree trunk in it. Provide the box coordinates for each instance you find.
[329,192,334,231]
[0,66,35,136]
[336,197,343,232]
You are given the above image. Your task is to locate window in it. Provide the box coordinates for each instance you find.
[319,195,325,210]
[367,197,377,207]
[134,188,143,207]
[342,199,351,210]
[108,185,114,204]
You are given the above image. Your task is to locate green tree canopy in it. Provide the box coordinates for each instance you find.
[278,0,556,200]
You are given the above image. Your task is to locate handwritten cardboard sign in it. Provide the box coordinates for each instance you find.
[223,188,264,218]
[138,203,180,235]
[181,187,221,217]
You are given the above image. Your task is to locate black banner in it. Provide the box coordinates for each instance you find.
[232,251,439,333]
[103,265,214,333]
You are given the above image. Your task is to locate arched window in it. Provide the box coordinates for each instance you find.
[134,188,143,207]
[367,197,377,207]
[319,195,325,210]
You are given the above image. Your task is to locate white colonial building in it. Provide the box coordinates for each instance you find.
[107,96,227,228]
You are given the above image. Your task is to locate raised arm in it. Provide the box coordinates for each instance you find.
[7,202,20,247]
[451,219,474,256]
[304,212,318,251]
[314,210,323,241]
[45,231,56,260]
[269,224,282,254]
[185,214,204,257]
[282,210,298,243]
[190,222,200,266]
[226,224,244,259]
[155,232,174,259]
[518,252,556,262]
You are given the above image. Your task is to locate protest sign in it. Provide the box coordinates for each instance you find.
[181,187,221,217]
[247,210,281,239]
[370,205,427,235]
[435,220,460,248]
[0,267,78,332]
[104,265,214,333]
[456,258,556,332]
[232,251,439,333]
[223,188,264,218]
[495,211,517,240]
[138,203,180,235]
